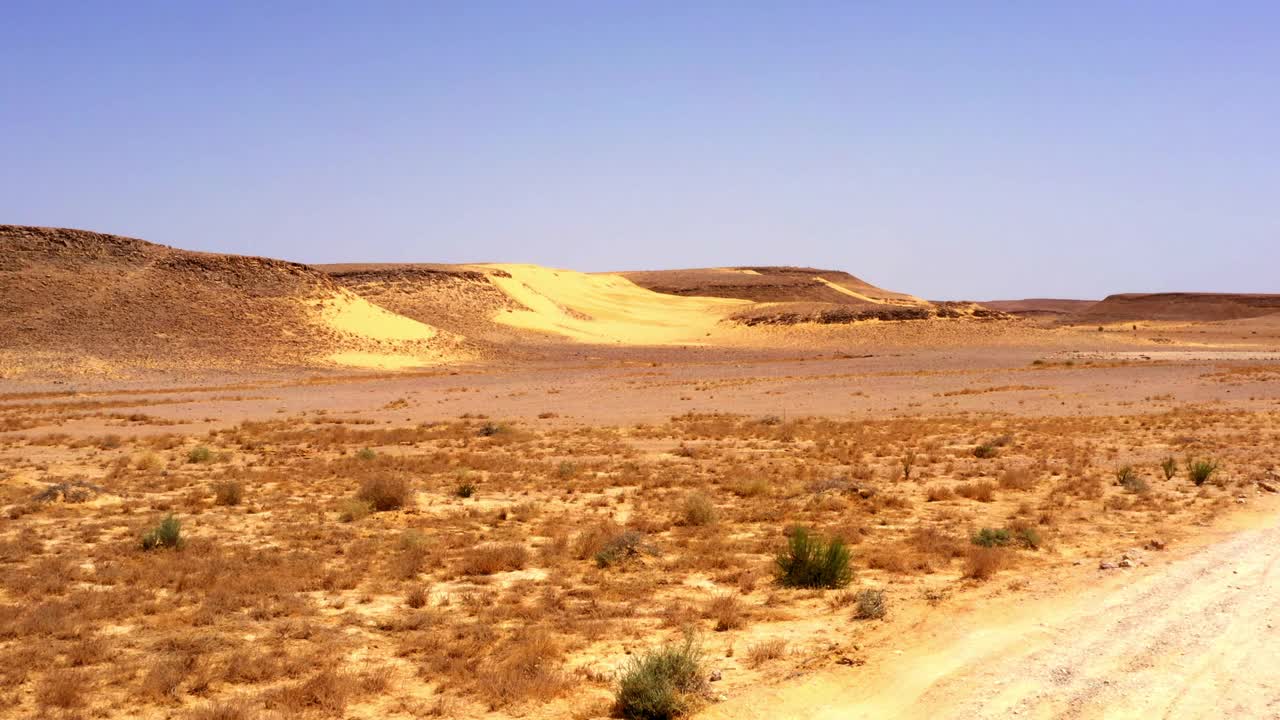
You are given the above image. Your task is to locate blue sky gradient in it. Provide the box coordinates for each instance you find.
[2,2,1276,298]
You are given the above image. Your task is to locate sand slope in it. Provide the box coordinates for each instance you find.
[485,264,750,344]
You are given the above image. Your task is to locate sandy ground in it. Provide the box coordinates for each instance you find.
[701,497,1280,719]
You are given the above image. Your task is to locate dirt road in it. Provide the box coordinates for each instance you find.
[701,512,1280,719]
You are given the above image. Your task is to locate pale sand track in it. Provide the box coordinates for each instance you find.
[700,511,1280,720]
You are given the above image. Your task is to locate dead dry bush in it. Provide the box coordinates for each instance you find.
[461,543,529,575]
[356,474,412,511]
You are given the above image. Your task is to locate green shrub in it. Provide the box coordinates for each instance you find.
[187,446,213,464]
[971,528,1012,548]
[853,588,886,620]
[141,514,183,550]
[615,635,706,720]
[356,447,377,461]
[1161,456,1178,481]
[1187,458,1219,486]
[455,482,477,499]
[775,527,852,589]
[972,443,999,459]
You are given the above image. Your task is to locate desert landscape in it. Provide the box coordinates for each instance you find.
[2,224,1280,719]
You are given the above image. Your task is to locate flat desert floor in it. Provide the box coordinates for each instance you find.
[3,328,1280,719]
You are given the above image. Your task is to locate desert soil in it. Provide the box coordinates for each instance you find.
[702,499,1280,719]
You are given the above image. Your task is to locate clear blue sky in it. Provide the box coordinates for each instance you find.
[3,2,1276,299]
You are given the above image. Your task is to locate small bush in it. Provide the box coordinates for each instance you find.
[744,638,787,668]
[681,493,716,526]
[405,586,429,609]
[213,480,243,507]
[972,443,999,459]
[963,546,1007,580]
[775,527,852,589]
[925,485,955,502]
[338,499,373,523]
[615,635,706,720]
[478,422,508,437]
[187,446,213,464]
[1011,524,1042,550]
[970,528,1012,548]
[1187,458,1219,486]
[462,543,529,575]
[455,482,477,499]
[955,481,996,502]
[852,588,886,620]
[141,514,183,550]
[1161,456,1178,481]
[704,594,744,631]
[356,447,377,461]
[1117,467,1149,495]
[595,530,655,568]
[356,475,411,511]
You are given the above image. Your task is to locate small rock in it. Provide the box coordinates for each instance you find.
[1099,561,1118,570]
[1257,480,1278,493]
[1146,539,1166,551]
[1118,557,1134,568]
[708,669,722,682]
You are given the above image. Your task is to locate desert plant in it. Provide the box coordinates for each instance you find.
[852,588,887,619]
[744,638,787,668]
[615,634,706,720]
[455,481,477,499]
[1187,458,1219,486]
[925,485,955,502]
[357,475,411,511]
[213,480,243,506]
[1161,456,1178,481]
[972,443,999,459]
[681,493,716,526]
[971,528,1012,547]
[338,498,373,522]
[901,451,917,481]
[141,514,183,550]
[187,445,213,464]
[963,546,1007,580]
[775,527,852,589]
[1012,525,1042,550]
[356,447,377,461]
[1115,466,1148,494]
[595,530,655,568]
[705,594,744,631]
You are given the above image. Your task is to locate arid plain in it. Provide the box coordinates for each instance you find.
[3,225,1280,719]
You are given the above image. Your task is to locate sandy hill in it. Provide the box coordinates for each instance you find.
[321,263,750,346]
[0,226,461,374]
[1077,293,1280,323]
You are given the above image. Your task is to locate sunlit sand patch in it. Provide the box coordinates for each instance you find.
[484,264,749,345]
[317,290,438,342]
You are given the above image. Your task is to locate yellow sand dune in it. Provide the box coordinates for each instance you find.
[484,264,750,344]
[318,290,438,341]
[315,290,455,369]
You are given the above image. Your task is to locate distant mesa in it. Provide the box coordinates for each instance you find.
[979,299,1099,319]
[1076,293,1280,323]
